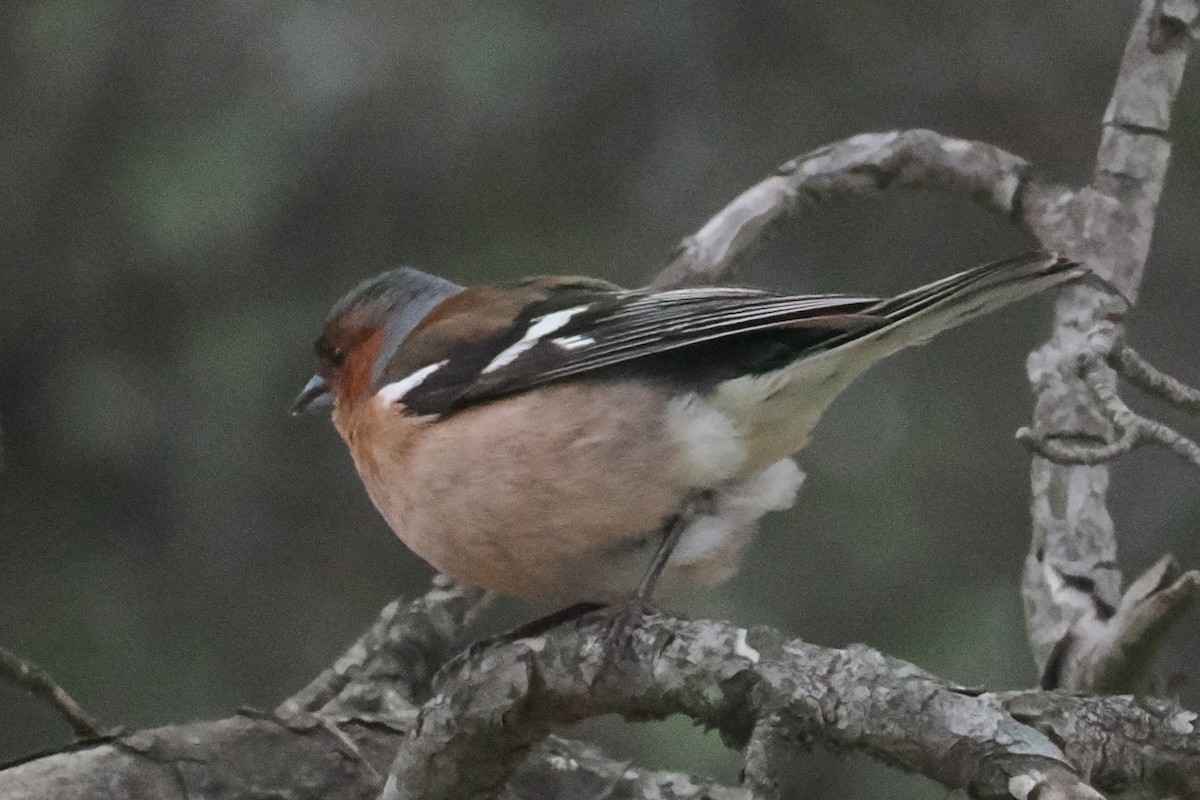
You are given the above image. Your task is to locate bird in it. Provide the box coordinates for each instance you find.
[293,252,1080,609]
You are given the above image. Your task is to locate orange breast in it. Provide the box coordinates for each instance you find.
[334,381,694,603]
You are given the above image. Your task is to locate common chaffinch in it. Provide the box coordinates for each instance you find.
[293,252,1079,608]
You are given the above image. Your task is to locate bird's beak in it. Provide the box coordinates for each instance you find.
[291,375,332,415]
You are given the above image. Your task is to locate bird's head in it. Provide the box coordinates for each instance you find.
[291,267,462,415]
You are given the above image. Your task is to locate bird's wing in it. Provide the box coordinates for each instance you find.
[382,251,1078,416]
[384,280,883,415]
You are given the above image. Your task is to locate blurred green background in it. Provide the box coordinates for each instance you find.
[3,1,1199,796]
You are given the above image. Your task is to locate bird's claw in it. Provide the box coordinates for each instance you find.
[579,598,660,672]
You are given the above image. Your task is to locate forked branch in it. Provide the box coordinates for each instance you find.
[385,612,1195,800]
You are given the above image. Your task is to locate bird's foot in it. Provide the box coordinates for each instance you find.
[578,597,661,673]
[434,602,604,685]
[434,598,662,685]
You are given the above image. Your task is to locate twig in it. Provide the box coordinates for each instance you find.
[1017,334,1200,469]
[1140,417,1200,465]
[0,646,103,738]
[1015,426,1140,465]
[1019,419,1200,467]
[1113,343,1200,410]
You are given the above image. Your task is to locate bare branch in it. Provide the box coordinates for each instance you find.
[502,737,749,800]
[642,7,1200,702]
[1005,690,1200,798]
[1020,0,1199,692]
[1113,343,1200,410]
[1,583,734,800]
[279,575,491,719]
[651,129,1031,289]
[10,593,1197,800]
[1088,336,1200,467]
[1140,417,1200,465]
[1015,426,1140,465]
[741,713,799,800]
[0,716,736,800]
[1089,557,1200,693]
[1017,419,1200,468]
[1016,330,1200,469]
[384,613,1200,800]
[0,645,104,739]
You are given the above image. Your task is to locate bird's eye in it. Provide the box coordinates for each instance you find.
[316,339,346,369]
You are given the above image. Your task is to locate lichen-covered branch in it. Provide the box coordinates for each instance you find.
[1017,326,1200,468]
[11,589,1194,800]
[385,611,1197,800]
[651,129,1032,289]
[1115,342,1200,410]
[1005,690,1200,798]
[279,576,490,720]
[0,715,736,800]
[646,1,1199,696]
[0,582,485,800]
[1018,0,1198,692]
[0,582,735,800]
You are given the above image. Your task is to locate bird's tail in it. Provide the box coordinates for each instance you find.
[712,250,1081,475]
[823,251,1081,358]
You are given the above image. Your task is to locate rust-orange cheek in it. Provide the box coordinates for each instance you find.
[333,328,385,411]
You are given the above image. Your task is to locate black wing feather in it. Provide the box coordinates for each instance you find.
[398,251,1076,416]
[402,286,881,415]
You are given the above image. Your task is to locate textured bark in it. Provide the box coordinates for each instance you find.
[0,716,740,800]
[1017,0,1200,692]
[652,129,1031,290]
[384,612,1194,800]
[8,584,1195,800]
[0,714,405,800]
[0,583,738,800]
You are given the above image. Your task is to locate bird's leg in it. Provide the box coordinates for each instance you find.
[594,502,697,658]
[439,498,700,683]
[635,509,689,603]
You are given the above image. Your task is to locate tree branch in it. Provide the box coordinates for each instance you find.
[1114,341,1200,410]
[651,129,1032,289]
[1016,324,1200,468]
[278,576,491,719]
[385,612,1196,800]
[0,645,104,738]
[0,582,737,800]
[1019,0,1199,692]
[643,5,1200,694]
